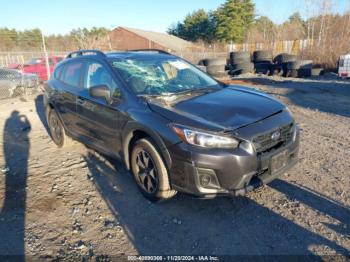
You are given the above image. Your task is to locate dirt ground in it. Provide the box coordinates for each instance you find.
[0,75,349,260]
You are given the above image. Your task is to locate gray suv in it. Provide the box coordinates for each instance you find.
[44,49,300,201]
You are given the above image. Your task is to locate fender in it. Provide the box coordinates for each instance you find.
[45,97,74,139]
[122,121,172,171]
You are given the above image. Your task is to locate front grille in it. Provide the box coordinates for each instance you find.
[253,123,294,154]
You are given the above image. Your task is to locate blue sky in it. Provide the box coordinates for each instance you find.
[0,0,348,35]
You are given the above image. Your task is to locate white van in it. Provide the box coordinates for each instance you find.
[338,54,350,78]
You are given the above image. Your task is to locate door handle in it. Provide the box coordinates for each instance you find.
[76,97,86,106]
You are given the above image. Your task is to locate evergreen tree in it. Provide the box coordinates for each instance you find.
[289,12,304,24]
[214,0,255,43]
[167,9,216,43]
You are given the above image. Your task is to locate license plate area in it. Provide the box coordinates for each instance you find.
[269,149,288,174]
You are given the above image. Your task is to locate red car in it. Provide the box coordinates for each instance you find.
[9,56,63,81]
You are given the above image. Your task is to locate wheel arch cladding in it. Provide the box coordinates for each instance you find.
[45,102,54,118]
[122,123,172,171]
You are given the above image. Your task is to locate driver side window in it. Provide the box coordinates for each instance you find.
[84,62,120,97]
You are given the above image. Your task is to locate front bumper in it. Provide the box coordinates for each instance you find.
[168,126,300,198]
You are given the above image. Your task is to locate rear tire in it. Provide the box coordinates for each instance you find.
[47,109,73,147]
[130,138,177,201]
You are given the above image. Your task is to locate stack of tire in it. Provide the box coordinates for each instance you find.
[198,58,228,78]
[273,53,298,77]
[299,61,325,77]
[229,51,254,76]
[253,50,277,75]
[298,60,314,78]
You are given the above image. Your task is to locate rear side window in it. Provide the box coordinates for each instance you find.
[339,59,344,67]
[61,62,83,87]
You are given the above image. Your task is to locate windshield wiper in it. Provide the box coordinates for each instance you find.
[164,85,221,97]
[140,85,221,99]
[140,92,175,98]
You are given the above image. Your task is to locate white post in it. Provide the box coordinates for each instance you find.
[107,33,113,51]
[41,30,51,80]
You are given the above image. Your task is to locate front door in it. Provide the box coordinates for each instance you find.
[75,60,123,156]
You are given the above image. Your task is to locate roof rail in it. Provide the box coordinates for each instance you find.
[66,50,106,59]
[128,49,171,55]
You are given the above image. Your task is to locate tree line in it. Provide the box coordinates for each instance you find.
[0,27,109,52]
[0,0,349,68]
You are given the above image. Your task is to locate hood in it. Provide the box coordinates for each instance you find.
[22,64,37,73]
[148,85,285,131]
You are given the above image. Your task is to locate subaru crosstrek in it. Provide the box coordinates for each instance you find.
[44,49,300,201]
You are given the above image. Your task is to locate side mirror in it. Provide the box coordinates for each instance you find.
[89,85,110,102]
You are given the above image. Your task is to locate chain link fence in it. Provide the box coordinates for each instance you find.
[0,67,41,100]
[0,51,68,101]
[0,51,67,68]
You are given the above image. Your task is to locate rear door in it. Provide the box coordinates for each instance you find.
[53,60,84,135]
[75,59,123,155]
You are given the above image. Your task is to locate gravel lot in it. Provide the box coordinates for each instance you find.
[0,76,349,260]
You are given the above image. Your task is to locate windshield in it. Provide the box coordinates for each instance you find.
[110,56,219,96]
[26,58,42,65]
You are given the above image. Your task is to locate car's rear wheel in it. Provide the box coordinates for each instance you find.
[130,138,177,201]
[47,109,72,147]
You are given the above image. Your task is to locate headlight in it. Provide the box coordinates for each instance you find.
[171,125,239,148]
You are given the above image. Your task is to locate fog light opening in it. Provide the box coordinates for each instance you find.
[200,174,211,187]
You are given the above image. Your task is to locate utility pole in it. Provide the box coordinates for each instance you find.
[41,30,50,80]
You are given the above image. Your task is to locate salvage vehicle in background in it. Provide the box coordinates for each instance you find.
[44,49,300,201]
[9,56,63,81]
[338,54,350,78]
[0,68,39,99]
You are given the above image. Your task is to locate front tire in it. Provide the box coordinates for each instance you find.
[130,138,177,201]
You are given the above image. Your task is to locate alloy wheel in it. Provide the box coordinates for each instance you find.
[49,113,63,144]
[135,150,159,194]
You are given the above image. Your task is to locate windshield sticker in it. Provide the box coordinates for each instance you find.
[169,60,190,70]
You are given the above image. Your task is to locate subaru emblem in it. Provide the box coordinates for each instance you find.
[271,130,281,140]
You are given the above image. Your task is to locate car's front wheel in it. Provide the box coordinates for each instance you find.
[130,138,177,201]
